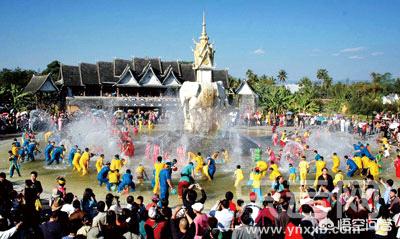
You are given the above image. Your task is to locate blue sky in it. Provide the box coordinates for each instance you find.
[0,0,399,82]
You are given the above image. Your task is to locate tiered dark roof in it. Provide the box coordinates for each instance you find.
[79,63,99,85]
[59,65,83,87]
[24,74,58,93]
[52,58,228,88]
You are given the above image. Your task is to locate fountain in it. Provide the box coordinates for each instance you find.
[179,13,228,134]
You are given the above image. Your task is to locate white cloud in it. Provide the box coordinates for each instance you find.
[371,51,384,56]
[332,53,340,56]
[340,46,365,53]
[348,55,364,59]
[311,48,321,53]
[252,48,265,55]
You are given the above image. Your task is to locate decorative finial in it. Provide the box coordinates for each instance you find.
[201,12,208,39]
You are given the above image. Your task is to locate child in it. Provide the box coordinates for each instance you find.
[288,164,297,183]
[135,163,149,185]
[107,169,120,191]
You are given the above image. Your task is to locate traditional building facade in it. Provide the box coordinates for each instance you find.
[24,15,229,112]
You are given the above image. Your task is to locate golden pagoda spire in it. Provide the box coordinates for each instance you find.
[200,12,208,40]
[193,12,214,70]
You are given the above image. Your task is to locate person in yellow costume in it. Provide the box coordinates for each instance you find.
[11,142,19,157]
[189,152,204,175]
[153,156,165,194]
[298,156,309,186]
[333,170,344,186]
[147,119,153,132]
[80,148,91,176]
[353,155,363,171]
[331,153,340,173]
[222,149,230,163]
[234,165,244,187]
[251,168,263,202]
[138,119,143,132]
[72,149,82,172]
[256,160,269,177]
[368,159,380,180]
[110,154,124,171]
[269,167,282,183]
[107,169,120,191]
[95,154,105,173]
[361,154,371,176]
[314,157,326,186]
[135,163,148,186]
[202,163,212,181]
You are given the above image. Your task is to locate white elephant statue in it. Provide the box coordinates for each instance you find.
[179,81,228,133]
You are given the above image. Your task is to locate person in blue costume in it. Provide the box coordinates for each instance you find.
[68,145,78,166]
[13,138,21,148]
[314,150,322,161]
[117,169,136,193]
[345,155,358,177]
[48,145,65,165]
[26,140,39,161]
[22,130,29,148]
[97,162,111,186]
[360,145,375,160]
[353,142,363,157]
[44,141,55,162]
[207,156,216,180]
[159,162,174,201]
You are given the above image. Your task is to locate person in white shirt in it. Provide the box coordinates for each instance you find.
[92,201,107,228]
[60,193,75,216]
[209,199,234,232]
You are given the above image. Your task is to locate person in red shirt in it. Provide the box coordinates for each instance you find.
[144,207,168,239]
[255,197,278,225]
[225,191,237,212]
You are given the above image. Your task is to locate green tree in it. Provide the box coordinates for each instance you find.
[42,60,60,80]
[277,70,287,83]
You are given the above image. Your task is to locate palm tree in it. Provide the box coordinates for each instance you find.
[316,69,329,83]
[298,77,312,88]
[277,70,287,83]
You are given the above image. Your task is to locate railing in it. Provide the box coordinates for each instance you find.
[66,96,180,107]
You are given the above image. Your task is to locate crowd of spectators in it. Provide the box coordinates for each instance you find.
[1,168,400,239]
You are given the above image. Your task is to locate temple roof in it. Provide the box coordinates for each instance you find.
[79,63,99,85]
[45,57,227,88]
[59,64,83,87]
[235,80,257,96]
[97,61,117,84]
[113,59,133,77]
[24,74,58,93]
